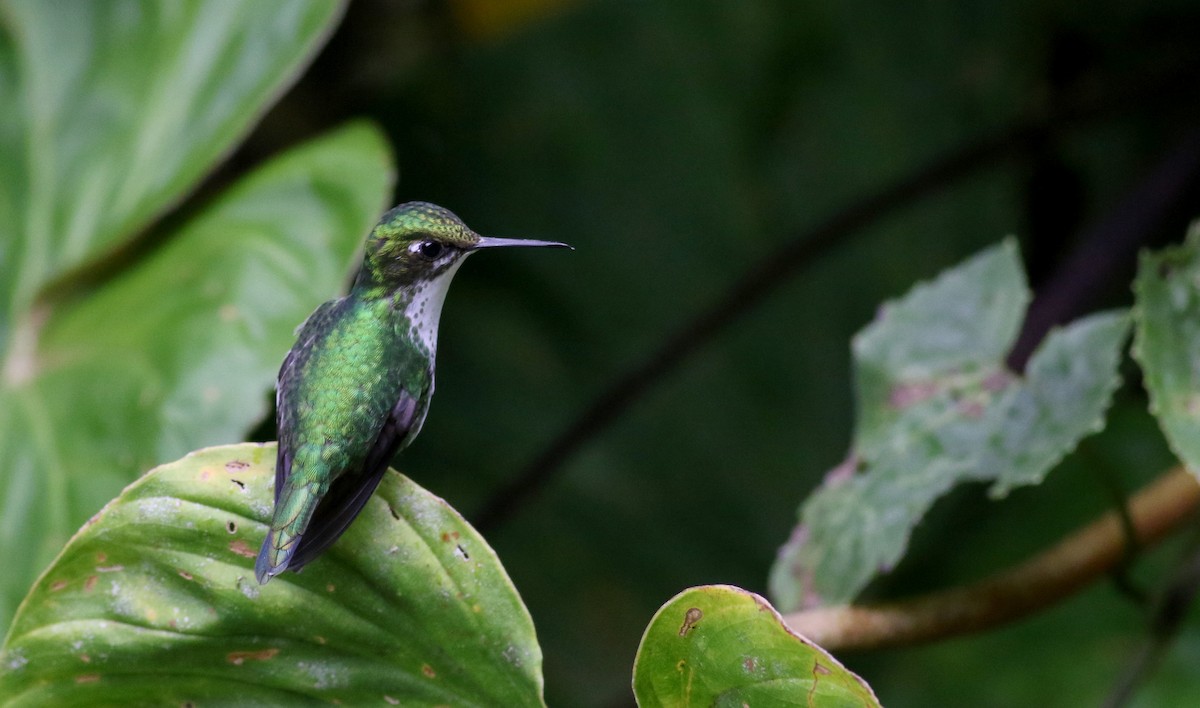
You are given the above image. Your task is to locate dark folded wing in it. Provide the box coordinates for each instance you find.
[286,390,419,571]
[273,348,297,506]
[274,299,341,505]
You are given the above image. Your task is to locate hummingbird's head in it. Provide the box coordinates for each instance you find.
[354,201,570,296]
[358,202,479,290]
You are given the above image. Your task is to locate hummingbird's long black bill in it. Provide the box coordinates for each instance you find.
[474,236,573,250]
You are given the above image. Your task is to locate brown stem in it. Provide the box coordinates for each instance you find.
[783,467,1200,651]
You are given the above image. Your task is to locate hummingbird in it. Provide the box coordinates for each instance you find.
[255,201,570,584]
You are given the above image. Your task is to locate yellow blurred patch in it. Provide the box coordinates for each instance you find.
[449,0,575,41]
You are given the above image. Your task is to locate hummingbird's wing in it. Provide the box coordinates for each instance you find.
[285,390,419,571]
[272,299,341,508]
[272,348,297,507]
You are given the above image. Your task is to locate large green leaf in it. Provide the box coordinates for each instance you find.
[1133,224,1200,476]
[0,122,393,631]
[769,241,1129,611]
[0,443,544,706]
[632,585,878,707]
[0,0,345,328]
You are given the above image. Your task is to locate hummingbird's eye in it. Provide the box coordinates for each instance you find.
[411,240,444,260]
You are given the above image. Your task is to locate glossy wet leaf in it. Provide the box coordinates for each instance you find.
[0,122,393,630]
[0,443,545,706]
[1133,224,1200,476]
[632,584,878,707]
[0,0,345,326]
[769,241,1129,611]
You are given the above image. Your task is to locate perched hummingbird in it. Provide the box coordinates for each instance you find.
[255,201,570,584]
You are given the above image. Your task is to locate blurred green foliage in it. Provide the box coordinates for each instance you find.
[2,0,1200,705]
[0,0,393,631]
[1134,224,1200,472]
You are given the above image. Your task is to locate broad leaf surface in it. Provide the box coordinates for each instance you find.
[0,443,544,706]
[1133,224,1200,476]
[0,123,393,631]
[632,584,878,707]
[0,0,345,329]
[769,241,1129,611]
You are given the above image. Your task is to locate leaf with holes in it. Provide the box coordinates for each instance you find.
[0,443,545,706]
[769,240,1129,611]
[632,585,879,707]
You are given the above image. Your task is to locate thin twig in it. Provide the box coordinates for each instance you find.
[782,467,1200,651]
[1079,441,1149,604]
[1103,520,1200,708]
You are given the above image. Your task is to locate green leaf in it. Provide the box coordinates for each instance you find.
[0,122,393,631]
[0,443,544,706]
[632,585,879,707]
[769,240,1129,611]
[1133,223,1200,476]
[0,0,346,327]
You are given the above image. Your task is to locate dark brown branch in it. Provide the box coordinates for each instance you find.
[472,56,1200,533]
[472,122,1043,531]
[782,467,1200,651]
[1009,130,1200,369]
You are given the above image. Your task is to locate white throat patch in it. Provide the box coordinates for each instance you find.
[403,257,468,355]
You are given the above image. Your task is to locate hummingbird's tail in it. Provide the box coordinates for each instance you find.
[255,481,325,585]
[255,530,296,584]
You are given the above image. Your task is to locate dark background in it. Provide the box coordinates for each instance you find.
[239,1,1200,704]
